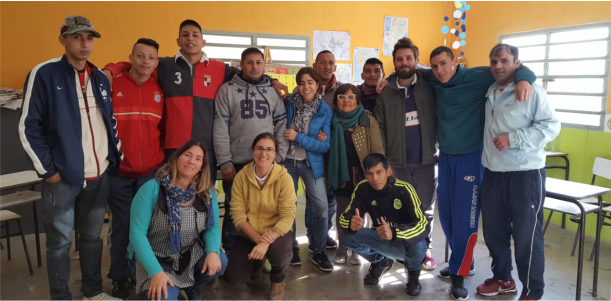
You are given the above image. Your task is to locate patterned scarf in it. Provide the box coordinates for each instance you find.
[360,84,377,96]
[160,174,196,253]
[289,93,321,156]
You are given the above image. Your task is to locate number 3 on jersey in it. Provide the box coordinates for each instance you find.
[240,99,269,119]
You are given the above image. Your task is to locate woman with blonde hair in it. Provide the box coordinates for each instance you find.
[129,140,227,301]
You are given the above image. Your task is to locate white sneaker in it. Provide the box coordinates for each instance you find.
[83,292,121,300]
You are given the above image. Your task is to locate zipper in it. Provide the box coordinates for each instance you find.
[139,83,143,171]
[81,76,101,178]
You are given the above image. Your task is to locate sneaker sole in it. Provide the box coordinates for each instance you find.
[451,294,469,301]
[311,257,333,272]
[422,262,436,270]
[477,288,518,296]
[289,261,302,266]
[439,270,475,278]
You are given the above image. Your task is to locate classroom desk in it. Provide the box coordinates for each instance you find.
[545,151,570,228]
[0,171,42,267]
[546,177,611,300]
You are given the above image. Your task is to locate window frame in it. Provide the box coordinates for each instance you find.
[202,30,311,66]
[500,22,611,131]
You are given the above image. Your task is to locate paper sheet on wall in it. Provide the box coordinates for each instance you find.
[383,16,409,56]
[313,30,351,61]
[352,47,380,85]
[335,64,352,84]
[605,114,611,133]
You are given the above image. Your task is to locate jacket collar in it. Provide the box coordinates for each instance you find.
[485,81,516,98]
[174,50,210,64]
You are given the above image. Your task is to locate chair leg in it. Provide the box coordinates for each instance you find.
[16,220,34,276]
[6,221,11,261]
[543,210,554,234]
[589,211,606,262]
[571,221,581,257]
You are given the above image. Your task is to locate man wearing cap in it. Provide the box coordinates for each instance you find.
[19,15,122,300]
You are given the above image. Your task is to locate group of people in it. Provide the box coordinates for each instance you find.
[18,14,560,301]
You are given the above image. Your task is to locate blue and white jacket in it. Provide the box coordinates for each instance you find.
[284,93,332,179]
[482,82,560,172]
[19,55,122,186]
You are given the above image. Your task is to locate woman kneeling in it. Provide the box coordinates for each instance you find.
[129,140,227,300]
[224,133,297,300]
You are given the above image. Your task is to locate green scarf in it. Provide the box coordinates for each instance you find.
[327,104,364,190]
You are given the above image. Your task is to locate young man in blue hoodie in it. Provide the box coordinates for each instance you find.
[19,15,122,300]
[476,44,559,301]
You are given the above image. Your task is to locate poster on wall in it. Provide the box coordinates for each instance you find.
[352,47,380,85]
[383,16,409,56]
[605,114,611,133]
[313,30,351,61]
[335,63,352,84]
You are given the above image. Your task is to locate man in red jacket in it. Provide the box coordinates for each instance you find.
[106,38,165,300]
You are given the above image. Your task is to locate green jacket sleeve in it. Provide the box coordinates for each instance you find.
[203,190,221,254]
[129,179,163,278]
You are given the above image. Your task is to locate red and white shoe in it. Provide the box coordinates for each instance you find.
[422,250,436,270]
[476,278,517,296]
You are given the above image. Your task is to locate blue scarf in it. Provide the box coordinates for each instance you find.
[160,174,196,253]
[327,104,364,190]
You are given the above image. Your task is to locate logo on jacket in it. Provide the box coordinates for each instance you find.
[371,200,377,206]
[116,92,124,97]
[154,92,162,103]
[393,198,402,210]
[204,75,211,87]
[100,88,108,101]
[464,176,476,182]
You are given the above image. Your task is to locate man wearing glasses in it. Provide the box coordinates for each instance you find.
[19,15,122,300]
[213,48,289,251]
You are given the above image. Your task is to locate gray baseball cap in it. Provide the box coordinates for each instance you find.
[60,15,101,38]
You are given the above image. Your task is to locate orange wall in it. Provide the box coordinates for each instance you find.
[0,1,444,89]
[464,1,611,113]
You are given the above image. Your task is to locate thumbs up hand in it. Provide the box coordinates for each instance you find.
[350,208,364,231]
[376,217,393,240]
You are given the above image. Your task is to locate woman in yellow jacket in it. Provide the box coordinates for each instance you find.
[223,132,297,300]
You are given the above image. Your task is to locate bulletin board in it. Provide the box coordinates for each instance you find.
[231,62,300,92]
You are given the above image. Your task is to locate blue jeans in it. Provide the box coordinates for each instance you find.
[283,158,329,253]
[107,170,157,281]
[304,187,336,244]
[42,171,109,300]
[340,228,427,272]
[143,250,228,300]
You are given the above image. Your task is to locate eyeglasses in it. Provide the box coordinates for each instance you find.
[254,147,276,155]
[337,94,357,101]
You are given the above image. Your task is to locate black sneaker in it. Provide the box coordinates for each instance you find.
[308,243,314,253]
[311,253,334,272]
[405,270,422,296]
[450,275,469,300]
[326,236,337,249]
[184,287,202,300]
[363,258,394,285]
[112,279,130,300]
[438,264,475,279]
[290,247,302,266]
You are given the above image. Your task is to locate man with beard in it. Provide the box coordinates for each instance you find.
[374,37,438,273]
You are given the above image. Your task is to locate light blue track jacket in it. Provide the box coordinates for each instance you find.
[482,82,560,172]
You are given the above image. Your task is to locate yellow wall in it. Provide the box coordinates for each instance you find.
[0,1,444,89]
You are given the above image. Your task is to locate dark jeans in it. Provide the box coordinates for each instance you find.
[391,164,437,249]
[340,228,427,272]
[142,250,228,300]
[481,168,546,300]
[107,170,157,281]
[42,171,109,300]
[304,187,336,242]
[224,234,293,284]
[220,163,244,251]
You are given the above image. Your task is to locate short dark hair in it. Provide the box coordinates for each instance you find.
[489,43,519,61]
[315,50,334,62]
[430,46,454,61]
[132,38,159,53]
[296,67,320,85]
[241,47,264,62]
[392,37,419,61]
[179,19,202,34]
[333,84,362,107]
[363,58,384,72]
[363,153,389,171]
[252,132,278,152]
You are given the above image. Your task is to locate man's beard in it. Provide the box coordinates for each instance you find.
[396,66,416,79]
